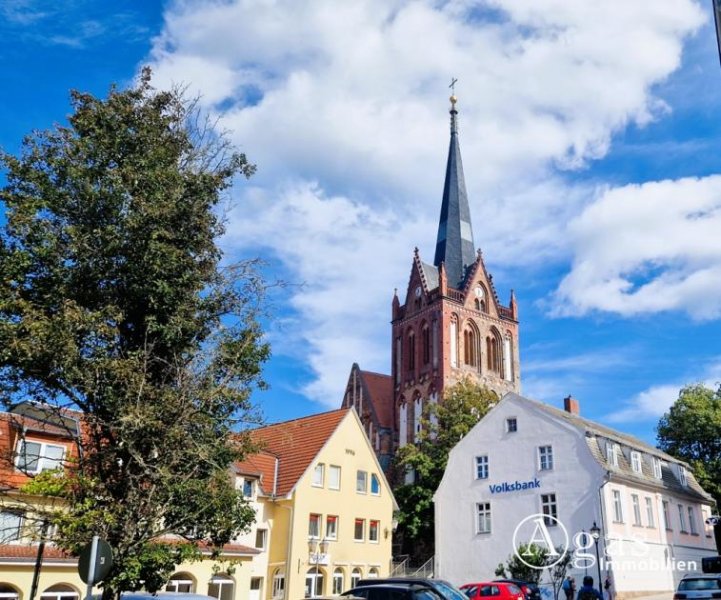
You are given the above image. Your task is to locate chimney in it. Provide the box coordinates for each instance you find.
[564,395,580,416]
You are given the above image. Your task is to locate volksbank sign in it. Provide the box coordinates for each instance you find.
[489,478,541,494]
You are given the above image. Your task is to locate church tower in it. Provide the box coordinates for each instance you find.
[391,95,520,449]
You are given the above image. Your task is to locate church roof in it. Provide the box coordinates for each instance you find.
[433,97,476,289]
[359,369,394,430]
[420,261,439,292]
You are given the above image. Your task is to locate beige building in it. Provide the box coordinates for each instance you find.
[235,407,397,599]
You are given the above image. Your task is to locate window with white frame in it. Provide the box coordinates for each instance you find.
[272,571,285,599]
[328,465,341,490]
[40,584,78,600]
[0,511,23,543]
[313,463,324,487]
[367,568,379,579]
[653,458,662,479]
[354,518,365,541]
[255,528,267,550]
[612,490,623,522]
[475,456,489,480]
[369,520,380,543]
[631,452,642,473]
[325,515,338,540]
[688,507,698,534]
[541,494,557,526]
[166,573,194,593]
[679,466,688,487]
[476,502,491,534]
[538,446,553,471]
[632,494,642,526]
[308,513,321,539]
[506,418,517,433]
[645,497,655,528]
[662,500,671,530]
[0,584,20,600]
[370,474,381,495]
[242,478,254,498]
[332,569,344,595]
[351,568,362,588]
[207,575,234,600]
[678,504,687,532]
[15,440,65,475]
[356,470,367,493]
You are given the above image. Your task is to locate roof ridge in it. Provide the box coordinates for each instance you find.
[253,407,348,431]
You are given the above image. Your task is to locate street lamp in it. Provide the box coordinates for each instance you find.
[589,522,603,598]
[308,537,329,598]
[581,529,588,577]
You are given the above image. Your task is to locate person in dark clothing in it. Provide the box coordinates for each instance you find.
[577,576,603,600]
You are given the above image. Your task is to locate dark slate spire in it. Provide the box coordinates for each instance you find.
[433,94,476,289]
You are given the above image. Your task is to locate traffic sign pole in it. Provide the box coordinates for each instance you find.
[85,535,99,600]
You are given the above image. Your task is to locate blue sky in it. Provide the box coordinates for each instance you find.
[2,0,721,444]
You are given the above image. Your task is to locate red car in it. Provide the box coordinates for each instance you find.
[461,582,525,600]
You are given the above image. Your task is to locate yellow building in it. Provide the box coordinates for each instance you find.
[0,406,395,600]
[234,407,397,599]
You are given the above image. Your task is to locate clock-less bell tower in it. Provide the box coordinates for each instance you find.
[391,95,520,449]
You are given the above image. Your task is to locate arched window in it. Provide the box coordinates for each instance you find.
[167,573,195,594]
[503,332,513,381]
[332,568,345,595]
[407,330,416,372]
[0,585,19,600]
[40,586,78,600]
[399,401,408,448]
[208,575,234,600]
[368,568,380,579]
[394,336,402,384]
[304,568,324,598]
[421,322,430,365]
[351,568,362,588]
[413,395,423,442]
[272,570,285,599]
[486,329,502,374]
[449,315,458,368]
[463,322,479,370]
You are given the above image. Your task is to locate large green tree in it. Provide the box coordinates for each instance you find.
[657,383,721,507]
[0,69,269,596]
[393,379,497,562]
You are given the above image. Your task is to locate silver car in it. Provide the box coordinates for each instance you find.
[674,575,721,600]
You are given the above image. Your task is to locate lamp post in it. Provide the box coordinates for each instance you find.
[581,529,588,577]
[589,522,603,598]
[308,537,329,598]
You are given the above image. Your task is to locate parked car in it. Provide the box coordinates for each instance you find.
[461,582,524,600]
[492,580,541,600]
[354,578,467,600]
[673,574,721,600]
[342,583,446,600]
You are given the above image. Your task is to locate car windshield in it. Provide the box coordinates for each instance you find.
[679,579,721,591]
[462,587,477,598]
[432,581,469,600]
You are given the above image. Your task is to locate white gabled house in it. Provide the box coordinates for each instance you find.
[434,392,717,599]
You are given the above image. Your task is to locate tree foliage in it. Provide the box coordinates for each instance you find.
[393,379,497,561]
[657,383,721,507]
[0,68,269,596]
[494,543,548,584]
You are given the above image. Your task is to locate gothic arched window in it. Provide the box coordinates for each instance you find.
[421,322,430,365]
[463,322,480,370]
[407,330,416,372]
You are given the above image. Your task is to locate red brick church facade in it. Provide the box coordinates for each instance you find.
[341,96,520,470]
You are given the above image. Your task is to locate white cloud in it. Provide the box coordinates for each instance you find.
[607,357,721,423]
[554,176,721,320]
[145,0,705,406]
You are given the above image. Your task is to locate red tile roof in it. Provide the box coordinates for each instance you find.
[360,370,394,429]
[235,450,278,495]
[241,409,349,497]
[0,544,74,562]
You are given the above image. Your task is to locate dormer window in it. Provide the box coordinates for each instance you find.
[15,440,65,475]
[653,458,662,479]
[679,466,688,487]
[242,478,254,498]
[606,442,620,467]
[631,451,642,473]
